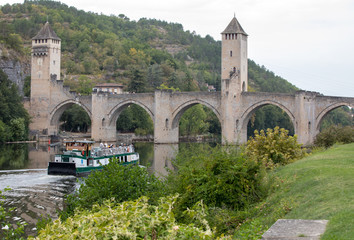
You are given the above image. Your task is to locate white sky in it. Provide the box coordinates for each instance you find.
[2,0,354,97]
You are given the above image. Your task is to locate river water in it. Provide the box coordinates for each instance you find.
[0,142,179,236]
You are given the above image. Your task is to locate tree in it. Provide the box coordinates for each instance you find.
[59,104,91,132]
[0,70,30,142]
[147,64,163,90]
[179,105,209,137]
[77,75,93,95]
[127,65,146,93]
[116,105,153,135]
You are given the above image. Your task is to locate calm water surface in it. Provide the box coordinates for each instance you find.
[0,142,178,236]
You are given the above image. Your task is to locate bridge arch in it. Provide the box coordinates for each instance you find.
[240,100,296,135]
[315,102,354,131]
[108,99,154,127]
[50,99,92,128]
[171,99,221,129]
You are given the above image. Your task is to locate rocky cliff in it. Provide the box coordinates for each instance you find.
[0,44,30,96]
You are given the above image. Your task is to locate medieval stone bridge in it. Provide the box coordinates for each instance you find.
[42,77,354,146]
[28,19,354,146]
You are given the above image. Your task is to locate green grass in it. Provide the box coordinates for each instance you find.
[234,143,354,239]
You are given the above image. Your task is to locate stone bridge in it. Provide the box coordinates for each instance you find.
[40,80,353,146]
[28,19,354,146]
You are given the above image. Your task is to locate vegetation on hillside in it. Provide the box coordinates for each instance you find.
[0,69,30,142]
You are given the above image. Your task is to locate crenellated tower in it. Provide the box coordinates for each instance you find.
[30,22,61,135]
[221,16,248,94]
[220,16,248,144]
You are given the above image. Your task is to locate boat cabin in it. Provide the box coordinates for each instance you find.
[64,140,95,157]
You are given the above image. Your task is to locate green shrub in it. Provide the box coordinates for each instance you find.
[33,196,229,240]
[314,125,354,148]
[60,158,165,219]
[245,127,306,169]
[166,145,267,215]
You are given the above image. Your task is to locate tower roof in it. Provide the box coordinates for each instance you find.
[32,22,61,40]
[221,16,248,36]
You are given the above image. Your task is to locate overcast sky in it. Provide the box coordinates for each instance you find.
[3,0,354,97]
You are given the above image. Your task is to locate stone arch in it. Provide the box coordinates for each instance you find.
[315,102,353,131]
[240,100,296,132]
[108,99,154,127]
[171,100,221,129]
[50,99,92,130]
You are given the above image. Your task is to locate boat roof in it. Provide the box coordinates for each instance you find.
[63,140,95,144]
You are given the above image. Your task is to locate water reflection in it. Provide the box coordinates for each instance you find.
[0,144,29,170]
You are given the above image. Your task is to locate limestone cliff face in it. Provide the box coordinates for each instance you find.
[0,45,30,96]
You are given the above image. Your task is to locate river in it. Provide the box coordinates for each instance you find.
[0,142,179,236]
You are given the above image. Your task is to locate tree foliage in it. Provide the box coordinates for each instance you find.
[116,104,153,135]
[247,105,295,138]
[33,196,225,240]
[319,106,353,131]
[245,127,306,169]
[166,145,267,215]
[61,159,165,219]
[0,70,30,142]
[179,105,209,137]
[59,104,90,133]
[314,125,354,148]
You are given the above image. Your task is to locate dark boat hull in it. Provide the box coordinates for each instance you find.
[47,162,77,176]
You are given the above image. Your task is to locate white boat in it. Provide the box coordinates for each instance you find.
[48,140,139,176]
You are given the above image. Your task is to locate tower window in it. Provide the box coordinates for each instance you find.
[53,60,55,65]
[45,39,47,43]
[230,51,232,57]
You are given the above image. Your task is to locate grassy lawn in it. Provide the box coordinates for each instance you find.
[235,143,354,239]
[277,143,354,239]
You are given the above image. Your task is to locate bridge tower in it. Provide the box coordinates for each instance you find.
[220,16,248,143]
[29,22,61,135]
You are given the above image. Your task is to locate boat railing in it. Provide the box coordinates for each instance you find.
[91,145,135,157]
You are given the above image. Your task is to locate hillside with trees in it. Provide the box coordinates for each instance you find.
[0,69,30,142]
[0,0,352,140]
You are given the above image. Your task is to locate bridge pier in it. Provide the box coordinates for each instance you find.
[153,91,179,144]
[91,94,116,142]
[294,91,318,146]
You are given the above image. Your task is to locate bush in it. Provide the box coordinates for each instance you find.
[165,145,267,215]
[314,125,354,148]
[61,158,165,219]
[33,196,228,240]
[245,127,306,169]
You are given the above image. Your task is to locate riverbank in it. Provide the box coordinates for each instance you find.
[235,143,354,239]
